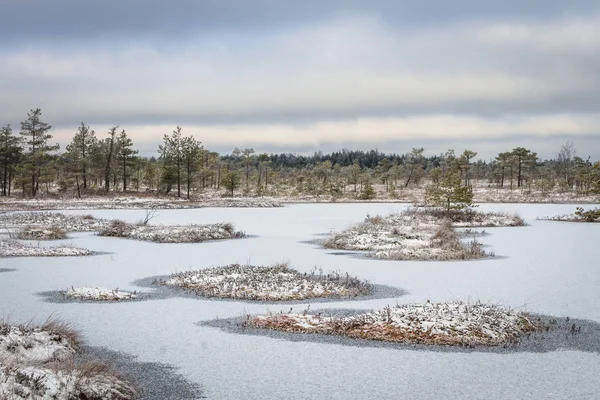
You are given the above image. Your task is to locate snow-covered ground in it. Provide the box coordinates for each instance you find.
[61,287,138,301]
[1,203,599,400]
[0,239,94,257]
[0,196,282,211]
[98,220,245,243]
[156,263,372,300]
[245,301,535,346]
[0,212,109,232]
[323,209,518,260]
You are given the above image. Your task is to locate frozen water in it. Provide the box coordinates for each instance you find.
[1,203,599,400]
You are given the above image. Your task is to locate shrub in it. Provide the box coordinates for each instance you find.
[575,207,600,222]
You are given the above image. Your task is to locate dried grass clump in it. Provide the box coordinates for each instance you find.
[16,226,68,240]
[98,220,135,237]
[0,318,81,364]
[244,301,537,347]
[156,263,373,300]
[0,319,137,399]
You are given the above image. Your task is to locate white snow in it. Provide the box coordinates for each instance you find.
[0,325,76,364]
[158,264,372,300]
[0,203,599,400]
[0,239,93,258]
[0,364,136,399]
[61,287,138,301]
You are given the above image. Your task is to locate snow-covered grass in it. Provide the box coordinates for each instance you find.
[0,212,109,232]
[61,287,138,302]
[0,320,80,364]
[98,219,246,243]
[16,226,68,240]
[0,239,94,258]
[244,301,537,347]
[155,263,373,301]
[324,210,491,261]
[0,319,137,399]
[424,208,525,228]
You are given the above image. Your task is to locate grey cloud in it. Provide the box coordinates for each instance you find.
[2,0,600,45]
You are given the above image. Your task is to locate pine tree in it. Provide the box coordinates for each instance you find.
[221,169,241,197]
[0,124,22,196]
[66,122,97,189]
[159,126,185,197]
[103,127,118,192]
[116,129,138,192]
[511,147,538,188]
[181,135,202,199]
[19,108,59,196]
[426,172,474,212]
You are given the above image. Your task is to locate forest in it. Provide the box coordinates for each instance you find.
[1,108,599,199]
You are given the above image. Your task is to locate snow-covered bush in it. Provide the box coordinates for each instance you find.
[244,301,537,346]
[98,220,245,243]
[16,226,68,240]
[324,210,490,261]
[155,263,373,300]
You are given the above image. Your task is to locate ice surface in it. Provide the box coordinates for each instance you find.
[0,203,599,399]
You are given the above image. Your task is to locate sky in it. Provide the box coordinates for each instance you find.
[1,0,600,161]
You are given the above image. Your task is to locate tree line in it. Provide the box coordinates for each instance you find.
[1,109,599,198]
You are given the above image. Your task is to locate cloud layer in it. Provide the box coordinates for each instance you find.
[1,1,599,159]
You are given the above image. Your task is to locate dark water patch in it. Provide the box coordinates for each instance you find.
[80,346,205,400]
[130,275,407,305]
[201,310,600,355]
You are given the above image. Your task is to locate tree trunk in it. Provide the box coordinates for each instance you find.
[177,159,181,198]
[75,175,81,199]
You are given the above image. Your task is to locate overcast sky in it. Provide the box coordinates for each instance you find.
[1,0,599,160]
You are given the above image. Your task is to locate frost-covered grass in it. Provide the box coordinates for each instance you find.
[16,226,68,240]
[60,287,138,302]
[244,301,537,346]
[155,263,373,301]
[0,319,137,399]
[324,210,491,261]
[98,219,245,243]
[0,239,94,258]
[0,212,109,232]
[0,320,80,364]
[423,208,525,228]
